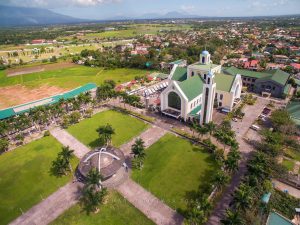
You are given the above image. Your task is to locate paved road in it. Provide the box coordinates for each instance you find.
[9,182,83,225]
[50,127,90,159]
[120,125,166,156]
[207,98,268,225]
[273,179,300,199]
[117,179,184,225]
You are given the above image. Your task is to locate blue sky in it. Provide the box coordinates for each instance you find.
[1,0,300,19]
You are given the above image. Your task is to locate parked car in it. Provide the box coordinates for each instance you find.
[250,124,260,131]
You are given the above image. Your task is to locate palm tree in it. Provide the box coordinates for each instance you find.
[233,183,253,211]
[195,125,208,140]
[131,138,146,158]
[80,185,107,214]
[85,168,103,189]
[221,209,244,225]
[205,121,216,137]
[213,171,229,190]
[97,124,115,146]
[225,147,241,172]
[59,146,74,173]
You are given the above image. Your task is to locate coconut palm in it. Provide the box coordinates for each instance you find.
[213,171,230,190]
[233,183,253,211]
[131,138,146,158]
[59,146,74,173]
[221,209,244,225]
[97,124,115,146]
[85,168,103,189]
[205,121,216,137]
[80,185,107,214]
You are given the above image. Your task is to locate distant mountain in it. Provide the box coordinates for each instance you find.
[0,5,87,26]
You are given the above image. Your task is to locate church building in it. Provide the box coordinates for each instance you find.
[160,50,242,124]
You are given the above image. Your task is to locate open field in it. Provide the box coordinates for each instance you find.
[51,191,154,225]
[285,148,300,162]
[0,66,149,109]
[6,61,75,76]
[282,159,295,172]
[131,133,219,211]
[0,136,79,225]
[67,110,149,148]
[79,24,193,40]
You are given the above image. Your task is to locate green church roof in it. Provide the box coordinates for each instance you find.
[215,73,236,92]
[172,67,187,82]
[224,67,290,86]
[189,105,202,117]
[190,62,220,71]
[178,75,204,101]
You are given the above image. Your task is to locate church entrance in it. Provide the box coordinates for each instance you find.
[168,91,181,110]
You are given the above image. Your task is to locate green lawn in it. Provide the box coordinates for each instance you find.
[285,148,300,162]
[67,110,149,148]
[131,133,219,211]
[0,136,78,225]
[51,191,154,225]
[282,159,295,172]
[0,66,149,89]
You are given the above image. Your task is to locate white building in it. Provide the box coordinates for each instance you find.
[160,50,242,124]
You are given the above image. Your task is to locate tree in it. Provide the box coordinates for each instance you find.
[213,171,229,190]
[80,185,107,214]
[221,209,244,225]
[270,109,294,133]
[51,146,74,177]
[131,138,146,158]
[225,147,241,172]
[69,111,81,124]
[233,183,253,211]
[0,138,9,153]
[50,56,57,63]
[85,168,103,189]
[97,124,115,146]
[205,121,216,137]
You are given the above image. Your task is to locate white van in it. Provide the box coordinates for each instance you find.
[250,124,260,131]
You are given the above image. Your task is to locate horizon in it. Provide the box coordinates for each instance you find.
[0,0,300,20]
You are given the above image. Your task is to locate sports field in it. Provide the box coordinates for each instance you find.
[67,110,149,148]
[51,191,154,225]
[0,66,149,109]
[0,136,78,225]
[131,133,219,211]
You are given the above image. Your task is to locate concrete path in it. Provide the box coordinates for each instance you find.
[207,98,268,225]
[273,179,300,199]
[120,125,166,156]
[117,179,184,225]
[9,182,83,225]
[50,127,90,159]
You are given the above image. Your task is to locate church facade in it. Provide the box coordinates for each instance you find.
[160,51,242,124]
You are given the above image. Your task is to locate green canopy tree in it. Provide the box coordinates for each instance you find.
[97,124,115,146]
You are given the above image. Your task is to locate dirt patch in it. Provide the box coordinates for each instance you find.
[6,62,76,77]
[0,84,68,109]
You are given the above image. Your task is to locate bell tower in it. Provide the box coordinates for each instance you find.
[200,70,216,124]
[200,50,210,65]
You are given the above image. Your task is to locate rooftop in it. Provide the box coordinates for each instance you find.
[287,100,300,127]
[178,75,204,101]
[215,73,236,92]
[266,212,294,225]
[171,67,187,82]
[189,62,220,71]
[224,67,290,86]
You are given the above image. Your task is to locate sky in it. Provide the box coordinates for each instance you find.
[1,0,300,19]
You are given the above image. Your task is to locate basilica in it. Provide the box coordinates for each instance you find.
[160,50,242,124]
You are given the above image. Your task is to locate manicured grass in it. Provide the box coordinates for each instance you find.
[67,110,149,148]
[0,136,78,225]
[285,148,300,162]
[131,133,219,211]
[0,66,150,89]
[51,191,154,225]
[282,159,295,172]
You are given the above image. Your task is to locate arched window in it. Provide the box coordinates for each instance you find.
[204,74,207,80]
[168,92,181,110]
[208,78,210,84]
[191,71,194,77]
[202,57,205,64]
[220,94,223,100]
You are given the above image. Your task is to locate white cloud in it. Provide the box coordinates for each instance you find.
[1,0,122,8]
[180,4,196,13]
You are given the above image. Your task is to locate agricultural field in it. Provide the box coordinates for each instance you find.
[79,24,193,40]
[67,110,149,148]
[0,136,79,225]
[131,133,219,211]
[51,191,154,225]
[0,65,149,109]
